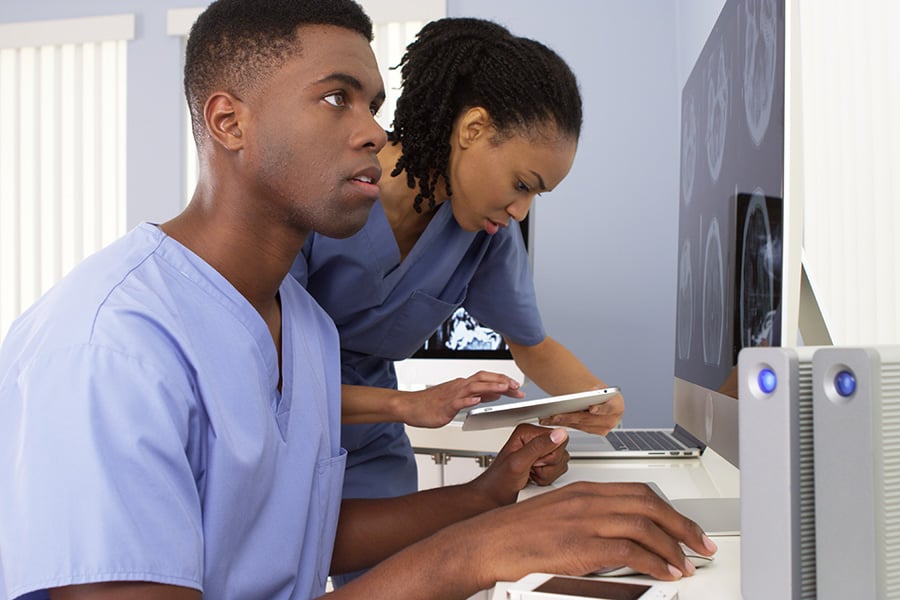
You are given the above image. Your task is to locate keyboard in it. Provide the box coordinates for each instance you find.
[605,430,684,451]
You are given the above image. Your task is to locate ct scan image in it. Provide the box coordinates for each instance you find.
[677,239,694,361]
[442,307,503,351]
[742,0,778,146]
[705,41,730,183]
[702,217,725,367]
[681,94,698,207]
[738,189,783,348]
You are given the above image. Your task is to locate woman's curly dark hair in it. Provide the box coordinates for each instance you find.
[389,18,583,213]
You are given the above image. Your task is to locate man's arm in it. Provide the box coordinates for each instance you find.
[331,425,569,574]
[330,481,717,599]
[507,335,625,434]
[50,582,200,600]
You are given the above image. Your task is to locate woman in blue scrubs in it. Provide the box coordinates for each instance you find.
[291,16,625,533]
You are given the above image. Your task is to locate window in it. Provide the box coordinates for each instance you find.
[0,15,133,343]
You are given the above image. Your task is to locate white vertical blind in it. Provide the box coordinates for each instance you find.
[166,8,203,205]
[371,20,428,131]
[0,15,132,343]
[799,0,900,344]
[360,0,445,131]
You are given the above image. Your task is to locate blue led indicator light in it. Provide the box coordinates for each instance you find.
[834,370,857,397]
[758,368,777,394]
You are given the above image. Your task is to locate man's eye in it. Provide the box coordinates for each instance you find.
[324,92,347,107]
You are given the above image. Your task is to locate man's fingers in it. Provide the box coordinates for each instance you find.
[503,427,569,472]
[585,538,687,581]
[524,481,713,561]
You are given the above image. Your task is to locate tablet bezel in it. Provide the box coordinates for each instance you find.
[461,387,620,431]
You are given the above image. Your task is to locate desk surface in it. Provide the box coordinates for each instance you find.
[406,423,742,600]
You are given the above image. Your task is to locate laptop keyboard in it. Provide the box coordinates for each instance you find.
[606,430,684,451]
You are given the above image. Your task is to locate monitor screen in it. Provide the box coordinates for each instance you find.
[673,0,786,468]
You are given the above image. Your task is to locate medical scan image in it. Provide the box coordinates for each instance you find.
[681,95,697,207]
[677,240,694,360]
[739,190,778,347]
[705,42,730,183]
[742,0,778,146]
[676,0,784,395]
[441,307,503,351]
[702,217,725,367]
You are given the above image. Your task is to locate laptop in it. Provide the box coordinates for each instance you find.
[565,424,705,459]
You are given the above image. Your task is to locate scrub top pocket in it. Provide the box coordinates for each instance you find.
[375,288,466,359]
[312,448,348,591]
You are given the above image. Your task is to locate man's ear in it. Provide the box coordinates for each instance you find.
[204,92,246,151]
[455,106,492,150]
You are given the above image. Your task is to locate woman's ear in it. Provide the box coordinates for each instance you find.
[204,92,246,151]
[456,106,492,149]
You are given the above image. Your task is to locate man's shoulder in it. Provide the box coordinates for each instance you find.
[0,226,180,368]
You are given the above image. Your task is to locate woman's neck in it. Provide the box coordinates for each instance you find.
[377,142,441,261]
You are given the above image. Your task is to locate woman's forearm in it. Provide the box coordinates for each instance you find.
[507,336,606,394]
[340,384,407,424]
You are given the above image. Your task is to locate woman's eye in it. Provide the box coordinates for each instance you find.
[516,180,531,193]
[324,92,347,108]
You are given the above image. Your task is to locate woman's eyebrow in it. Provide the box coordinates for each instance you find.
[529,170,547,191]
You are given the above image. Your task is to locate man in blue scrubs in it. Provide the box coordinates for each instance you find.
[0,2,716,598]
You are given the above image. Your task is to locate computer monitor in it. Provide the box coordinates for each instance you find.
[673,0,800,468]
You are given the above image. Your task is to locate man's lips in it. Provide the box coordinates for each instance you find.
[348,165,382,200]
[350,165,382,185]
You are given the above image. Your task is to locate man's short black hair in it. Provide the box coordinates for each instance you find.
[184,0,373,143]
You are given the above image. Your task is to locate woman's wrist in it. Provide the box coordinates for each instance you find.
[387,389,414,423]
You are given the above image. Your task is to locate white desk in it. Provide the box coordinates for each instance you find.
[406,423,742,600]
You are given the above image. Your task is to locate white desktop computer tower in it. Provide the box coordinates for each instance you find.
[738,346,818,600]
[813,345,900,600]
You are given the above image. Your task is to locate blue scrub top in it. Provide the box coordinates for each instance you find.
[291,200,545,501]
[0,224,345,600]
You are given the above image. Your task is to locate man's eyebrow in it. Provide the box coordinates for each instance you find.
[315,72,386,104]
[317,72,363,90]
[529,170,548,191]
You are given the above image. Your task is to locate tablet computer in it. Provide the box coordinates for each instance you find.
[461,387,620,431]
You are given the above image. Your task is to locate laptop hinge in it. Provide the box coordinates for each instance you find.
[673,424,707,453]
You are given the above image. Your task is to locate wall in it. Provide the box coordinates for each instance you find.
[797,1,900,345]
[1,0,206,228]
[449,1,725,427]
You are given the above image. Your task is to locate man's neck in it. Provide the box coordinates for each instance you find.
[159,198,303,314]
